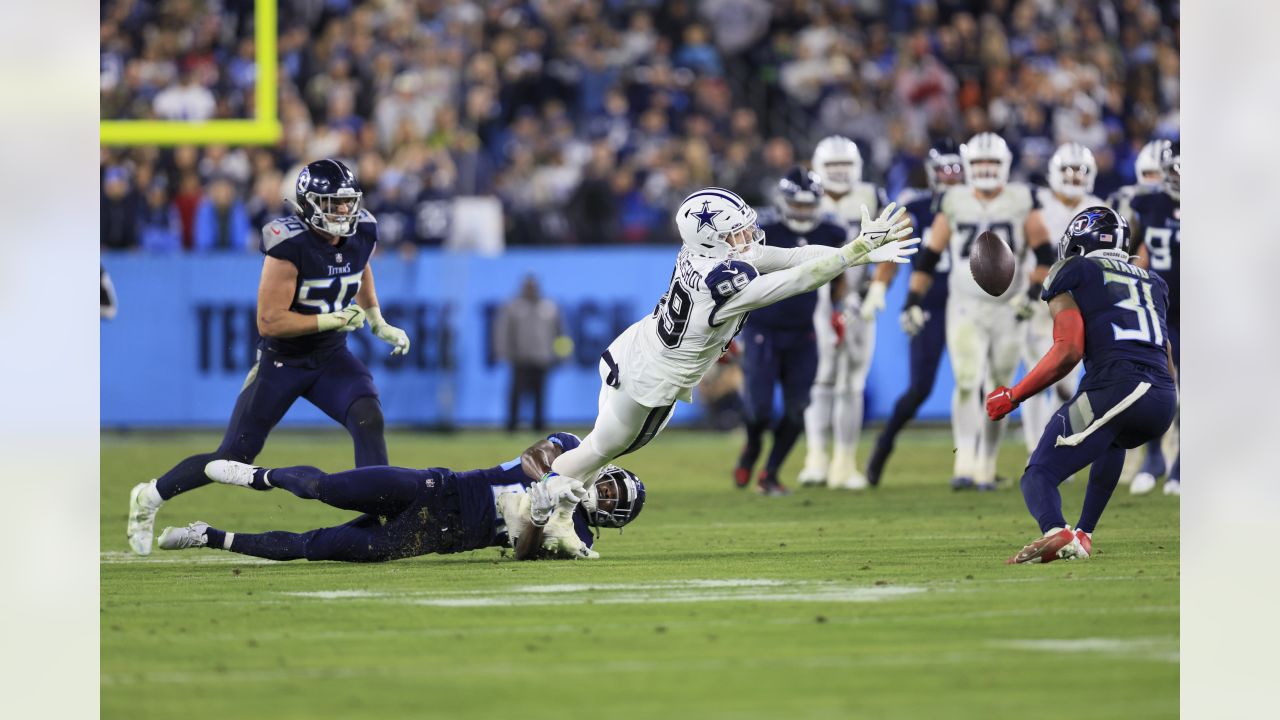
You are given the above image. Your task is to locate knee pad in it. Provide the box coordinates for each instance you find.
[345,396,385,436]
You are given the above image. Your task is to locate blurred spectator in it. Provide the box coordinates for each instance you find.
[193,176,251,251]
[101,167,140,250]
[493,276,564,432]
[138,181,182,253]
[153,69,217,121]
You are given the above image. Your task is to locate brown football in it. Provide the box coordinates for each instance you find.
[969,231,1016,296]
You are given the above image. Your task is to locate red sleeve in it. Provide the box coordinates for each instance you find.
[1011,307,1084,402]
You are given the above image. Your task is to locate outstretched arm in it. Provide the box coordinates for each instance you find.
[986,293,1084,420]
[751,243,842,273]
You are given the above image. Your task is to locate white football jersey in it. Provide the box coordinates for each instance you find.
[1035,186,1102,246]
[818,182,886,294]
[939,182,1038,302]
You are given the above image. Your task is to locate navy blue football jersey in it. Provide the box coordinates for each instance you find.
[744,219,846,330]
[1128,191,1180,329]
[451,432,593,552]
[1042,255,1174,389]
[259,210,379,357]
[902,189,951,311]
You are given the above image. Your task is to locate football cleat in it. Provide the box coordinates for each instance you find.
[797,453,829,487]
[1007,527,1077,565]
[1073,529,1093,559]
[1129,472,1157,495]
[733,465,751,489]
[830,471,869,491]
[975,481,998,492]
[1162,479,1180,496]
[127,480,163,556]
[157,522,210,550]
[950,476,975,491]
[756,471,791,497]
[205,459,268,489]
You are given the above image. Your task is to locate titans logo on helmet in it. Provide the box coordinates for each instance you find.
[296,166,311,195]
[689,200,722,232]
[1070,208,1109,235]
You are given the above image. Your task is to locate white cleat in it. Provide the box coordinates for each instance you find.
[1162,479,1180,496]
[1129,472,1157,495]
[205,459,262,488]
[797,457,829,487]
[127,480,164,556]
[157,521,210,550]
[830,472,869,491]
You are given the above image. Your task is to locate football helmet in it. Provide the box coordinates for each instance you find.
[776,166,824,233]
[925,138,964,190]
[1058,205,1130,262]
[295,158,363,237]
[584,465,646,529]
[811,135,862,195]
[1134,139,1168,187]
[960,132,1011,192]
[1047,142,1097,198]
[675,187,765,262]
[1160,140,1180,201]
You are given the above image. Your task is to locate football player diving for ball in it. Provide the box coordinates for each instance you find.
[545,186,921,497]
[126,159,412,556]
[157,433,643,562]
[985,207,1177,564]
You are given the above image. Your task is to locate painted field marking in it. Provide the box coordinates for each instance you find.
[990,637,1179,663]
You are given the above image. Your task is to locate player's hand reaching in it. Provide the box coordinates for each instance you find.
[900,305,927,337]
[317,303,366,333]
[986,386,1018,421]
[367,306,411,355]
[843,203,919,266]
[530,472,588,526]
[1008,293,1035,321]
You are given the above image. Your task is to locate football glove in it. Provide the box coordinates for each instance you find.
[900,305,927,337]
[543,472,588,512]
[366,306,411,356]
[1009,293,1035,321]
[316,304,366,333]
[528,481,557,527]
[830,309,846,344]
[986,386,1018,421]
[860,280,887,320]
[842,203,920,266]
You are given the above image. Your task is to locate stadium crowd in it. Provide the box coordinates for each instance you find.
[100,0,1180,252]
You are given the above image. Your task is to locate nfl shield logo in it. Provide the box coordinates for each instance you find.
[335,253,343,263]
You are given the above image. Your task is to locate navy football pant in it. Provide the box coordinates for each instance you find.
[868,306,947,479]
[738,327,818,473]
[155,347,385,500]
[217,465,443,562]
[1019,379,1178,534]
[1138,324,1180,481]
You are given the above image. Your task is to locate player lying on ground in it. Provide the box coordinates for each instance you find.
[546,186,921,496]
[127,159,411,556]
[985,207,1177,564]
[157,433,644,562]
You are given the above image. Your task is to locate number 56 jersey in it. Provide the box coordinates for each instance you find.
[940,182,1039,303]
[1042,254,1174,390]
[259,211,378,358]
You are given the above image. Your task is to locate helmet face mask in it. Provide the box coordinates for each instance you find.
[960,133,1011,192]
[1048,143,1097,199]
[811,136,862,195]
[1135,139,1168,188]
[777,166,823,233]
[296,159,363,237]
[675,187,766,262]
[583,466,645,529]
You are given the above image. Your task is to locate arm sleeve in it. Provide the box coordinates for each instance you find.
[711,251,851,324]
[751,243,842,273]
[1011,307,1085,402]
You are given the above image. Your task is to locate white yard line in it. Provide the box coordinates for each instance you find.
[990,637,1179,663]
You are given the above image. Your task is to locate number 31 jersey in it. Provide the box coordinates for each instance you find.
[1042,254,1173,389]
[940,182,1039,303]
[259,211,378,358]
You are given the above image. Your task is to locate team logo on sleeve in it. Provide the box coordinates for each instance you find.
[689,201,722,232]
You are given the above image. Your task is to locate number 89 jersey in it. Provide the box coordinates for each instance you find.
[940,182,1039,303]
[259,210,378,358]
[607,247,757,407]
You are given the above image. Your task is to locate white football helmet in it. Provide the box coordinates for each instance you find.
[960,132,1011,192]
[1134,140,1167,187]
[1047,142,1097,198]
[811,136,862,195]
[675,187,765,262]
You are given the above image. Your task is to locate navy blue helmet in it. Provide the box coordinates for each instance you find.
[1059,205,1131,261]
[925,138,964,190]
[585,465,645,529]
[295,158,363,237]
[1160,140,1180,200]
[776,166,823,231]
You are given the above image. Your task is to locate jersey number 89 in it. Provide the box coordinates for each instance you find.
[656,279,693,348]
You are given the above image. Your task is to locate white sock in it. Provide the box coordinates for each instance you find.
[143,480,164,507]
[223,532,235,550]
[977,414,1003,484]
[831,387,863,464]
[952,387,981,478]
[805,384,834,463]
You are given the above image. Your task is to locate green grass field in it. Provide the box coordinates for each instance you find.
[101,428,1178,719]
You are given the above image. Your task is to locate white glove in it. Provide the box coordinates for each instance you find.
[1009,293,1035,321]
[860,280,887,320]
[528,481,556,527]
[316,304,366,333]
[366,306,411,355]
[900,305,928,337]
[543,472,588,513]
[841,203,918,266]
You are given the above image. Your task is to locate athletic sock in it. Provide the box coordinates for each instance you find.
[1076,446,1126,534]
[154,452,218,500]
[251,468,273,491]
[204,527,227,549]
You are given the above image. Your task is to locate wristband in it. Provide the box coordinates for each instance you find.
[905,290,924,309]
[916,246,942,273]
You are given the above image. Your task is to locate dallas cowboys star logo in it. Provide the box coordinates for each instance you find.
[689,200,722,232]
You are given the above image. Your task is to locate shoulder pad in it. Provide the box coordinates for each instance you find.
[1044,255,1081,293]
[706,260,759,306]
[261,216,308,254]
[357,208,377,224]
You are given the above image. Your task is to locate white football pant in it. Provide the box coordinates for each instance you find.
[551,378,674,486]
[946,295,1022,483]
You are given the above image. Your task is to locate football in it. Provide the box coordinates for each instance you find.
[969,231,1016,296]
